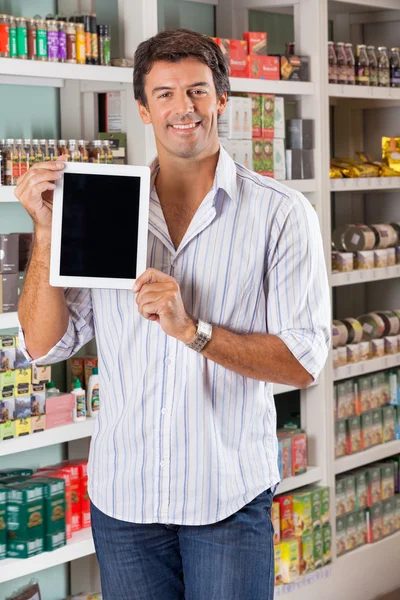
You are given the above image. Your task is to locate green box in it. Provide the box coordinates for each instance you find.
[336,515,347,556]
[358,376,372,413]
[371,374,381,409]
[320,486,330,526]
[346,379,357,417]
[6,481,44,544]
[0,468,33,478]
[7,537,44,558]
[292,491,312,537]
[345,512,358,552]
[379,463,395,500]
[347,416,362,454]
[355,471,368,510]
[336,382,348,420]
[33,477,66,551]
[366,467,381,506]
[0,420,15,441]
[335,419,347,458]
[45,529,66,552]
[300,531,314,574]
[382,405,396,442]
[371,408,383,445]
[361,411,374,449]
[356,509,368,547]
[368,502,383,542]
[335,478,346,516]
[322,524,332,565]
[345,475,356,513]
[306,487,322,529]
[394,495,400,531]
[382,497,396,537]
[0,484,7,560]
[312,528,323,568]
[0,370,15,399]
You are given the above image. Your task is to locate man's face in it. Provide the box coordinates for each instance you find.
[138,57,227,159]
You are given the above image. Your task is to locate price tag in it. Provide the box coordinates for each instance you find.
[359,363,365,373]
[359,270,364,281]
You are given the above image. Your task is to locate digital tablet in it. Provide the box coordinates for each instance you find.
[50,162,150,290]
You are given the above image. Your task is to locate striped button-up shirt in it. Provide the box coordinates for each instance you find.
[20,146,330,526]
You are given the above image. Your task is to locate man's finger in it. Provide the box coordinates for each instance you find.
[133,268,174,292]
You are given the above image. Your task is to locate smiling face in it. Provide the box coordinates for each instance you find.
[137,57,227,161]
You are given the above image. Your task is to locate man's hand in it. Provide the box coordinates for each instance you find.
[134,268,197,344]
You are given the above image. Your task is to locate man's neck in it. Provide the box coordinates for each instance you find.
[155,146,220,207]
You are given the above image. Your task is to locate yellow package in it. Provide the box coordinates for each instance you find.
[357,151,400,177]
[15,417,31,437]
[15,367,31,397]
[292,491,312,537]
[280,538,300,584]
[332,158,379,178]
[274,544,283,586]
[330,166,343,179]
[382,137,400,172]
[271,502,280,544]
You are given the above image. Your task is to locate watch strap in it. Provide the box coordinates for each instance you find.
[186,319,212,352]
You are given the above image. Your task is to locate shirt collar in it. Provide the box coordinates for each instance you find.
[149,144,238,205]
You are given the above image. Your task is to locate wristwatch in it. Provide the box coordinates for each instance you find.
[186,319,212,353]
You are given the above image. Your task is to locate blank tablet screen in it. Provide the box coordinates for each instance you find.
[60,172,142,279]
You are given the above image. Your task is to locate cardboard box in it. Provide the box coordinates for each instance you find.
[249,94,262,138]
[277,435,292,479]
[322,524,332,564]
[382,497,396,537]
[285,149,302,180]
[346,512,358,551]
[0,234,19,274]
[33,476,66,552]
[0,485,7,560]
[320,486,330,525]
[300,531,314,574]
[0,346,15,372]
[335,478,347,516]
[357,509,368,546]
[248,55,280,80]
[31,414,46,433]
[0,397,15,422]
[31,391,46,416]
[291,431,307,475]
[281,55,310,81]
[367,503,383,543]
[253,138,273,177]
[14,395,31,419]
[274,138,286,180]
[345,475,356,513]
[15,367,31,397]
[366,467,382,506]
[355,471,368,510]
[0,419,15,441]
[213,38,248,78]
[379,463,395,500]
[394,495,400,531]
[227,140,253,170]
[358,376,373,413]
[302,150,314,179]
[17,270,26,298]
[335,419,347,458]
[280,538,300,584]
[261,94,275,138]
[313,528,324,568]
[242,97,252,140]
[307,487,322,529]
[70,357,84,390]
[218,97,243,140]
[0,273,18,313]
[243,31,267,56]
[31,364,51,385]
[274,97,285,139]
[104,91,122,132]
[33,467,72,540]
[336,515,347,555]
[274,543,283,586]
[361,411,374,449]
[6,481,45,558]
[347,416,362,454]
[275,495,294,539]
[292,490,312,537]
[45,393,74,429]
[371,408,383,446]
[286,119,314,150]
[382,405,396,442]
[271,502,280,544]
[0,369,15,400]
[15,417,31,437]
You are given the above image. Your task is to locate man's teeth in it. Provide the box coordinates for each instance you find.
[172,123,198,130]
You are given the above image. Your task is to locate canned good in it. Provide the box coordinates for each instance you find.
[376,311,400,336]
[342,318,363,344]
[15,17,28,59]
[358,313,385,341]
[36,19,47,60]
[47,20,59,62]
[27,18,36,60]
[370,224,397,249]
[0,14,10,57]
[333,224,375,252]
[333,320,349,347]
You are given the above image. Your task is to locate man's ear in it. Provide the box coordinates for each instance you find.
[217,92,228,116]
[137,100,152,125]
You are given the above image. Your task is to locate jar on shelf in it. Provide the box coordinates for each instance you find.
[58,21,67,63]
[336,43,347,84]
[102,140,113,164]
[78,140,89,162]
[36,19,47,61]
[58,139,69,160]
[355,44,370,86]
[16,139,28,177]
[378,47,390,87]
[4,139,13,186]
[90,140,106,164]
[66,22,76,63]
[390,47,400,87]
[76,23,86,65]
[328,41,337,84]
[68,140,81,162]
[15,17,28,59]
[0,15,10,58]
[90,14,98,65]
[48,139,59,160]
[8,17,17,58]
[366,46,378,86]
[23,139,35,168]
[47,19,59,62]
[345,43,355,85]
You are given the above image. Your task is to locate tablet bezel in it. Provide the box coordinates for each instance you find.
[50,161,150,290]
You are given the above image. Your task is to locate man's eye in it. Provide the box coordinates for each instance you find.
[191,90,206,95]
[159,93,171,99]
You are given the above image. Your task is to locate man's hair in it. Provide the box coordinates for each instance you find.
[133,28,230,107]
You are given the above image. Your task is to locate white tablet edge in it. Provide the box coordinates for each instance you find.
[50,162,151,290]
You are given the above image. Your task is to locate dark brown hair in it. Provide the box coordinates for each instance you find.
[133,28,230,107]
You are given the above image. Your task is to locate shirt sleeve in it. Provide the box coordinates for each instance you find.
[18,287,95,366]
[265,192,331,380]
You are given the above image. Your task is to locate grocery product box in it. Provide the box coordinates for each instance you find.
[0,485,6,560]
[31,391,46,416]
[382,405,396,442]
[285,149,302,180]
[322,524,332,565]
[225,140,253,170]
[271,502,280,544]
[248,55,280,80]
[274,97,285,139]
[361,411,374,449]
[292,490,312,537]
[355,471,368,510]
[33,476,66,552]
[0,234,19,274]
[31,414,46,433]
[395,495,400,531]
[286,119,314,150]
[212,38,248,78]
[45,393,74,429]
[6,481,45,558]
[31,364,51,385]
[307,487,322,529]
[273,138,286,180]
[345,475,356,513]
[320,486,330,525]
[15,367,31,397]
[0,273,18,313]
[357,509,368,546]
[347,416,362,454]
[70,358,84,389]
[277,434,292,479]
[243,31,267,56]
[274,543,283,586]
[281,55,310,81]
[371,408,383,445]
[335,419,347,458]
[275,495,294,538]
[345,512,358,552]
[280,538,300,584]
[249,93,262,137]
[379,463,395,500]
[358,376,373,413]
[0,418,15,441]
[261,94,274,138]
[313,528,323,568]
[382,497,396,537]
[15,417,31,437]
[0,397,15,422]
[336,515,347,556]
[335,478,346,516]
[14,395,31,419]
[367,502,383,543]
[366,466,382,506]
[218,97,244,140]
[300,531,314,574]
[253,138,273,177]
[290,430,307,476]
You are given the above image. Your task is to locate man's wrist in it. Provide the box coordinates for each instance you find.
[180,318,197,345]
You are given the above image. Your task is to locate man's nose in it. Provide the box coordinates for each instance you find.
[174,92,195,116]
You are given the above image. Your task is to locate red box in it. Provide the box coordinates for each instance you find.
[275,495,294,539]
[61,459,90,529]
[33,466,72,540]
[212,38,248,78]
[248,56,280,80]
[81,477,91,528]
[243,32,267,56]
[45,393,74,429]
[291,432,308,476]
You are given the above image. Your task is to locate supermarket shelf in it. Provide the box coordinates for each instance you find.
[0,528,95,584]
[277,466,322,494]
[333,353,400,381]
[0,186,18,202]
[337,530,400,562]
[332,265,400,287]
[230,78,314,95]
[329,83,400,100]
[335,439,400,474]
[275,566,332,597]
[0,57,132,86]
[0,312,19,330]
[330,177,400,192]
[0,419,95,457]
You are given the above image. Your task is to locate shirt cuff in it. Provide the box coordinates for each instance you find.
[18,316,76,366]
[276,329,329,381]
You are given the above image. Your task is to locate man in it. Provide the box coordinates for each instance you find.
[16,28,330,600]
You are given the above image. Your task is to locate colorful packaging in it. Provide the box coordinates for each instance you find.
[358,377,372,413]
[292,490,312,537]
[0,369,15,400]
[31,414,46,433]
[312,528,323,568]
[271,502,280,544]
[336,515,347,556]
[33,476,66,552]
[322,524,332,565]
[31,364,51,385]
[274,97,285,139]
[274,543,283,586]
[0,485,7,560]
[367,503,383,543]
[394,495,400,531]
[336,382,348,420]
[243,31,267,56]
[261,94,275,138]
[0,397,15,422]
[280,538,300,584]
[382,497,396,537]
[307,487,322,529]
[252,138,273,177]
[382,405,396,442]
[345,512,358,552]
[300,531,314,574]
[347,416,362,454]
[357,509,368,547]
[6,481,45,558]
[320,487,330,526]
[371,408,383,445]
[70,357,84,389]
[15,367,31,397]
[291,431,307,475]
[248,55,280,80]
[361,411,374,449]
[336,478,347,516]
[34,466,72,540]
[379,463,395,500]
[366,467,382,506]
[275,495,294,539]
[249,94,262,137]
[345,475,357,513]
[280,55,310,81]
[15,417,31,437]
[335,419,347,458]
[355,471,368,510]
[0,419,15,441]
[277,435,292,479]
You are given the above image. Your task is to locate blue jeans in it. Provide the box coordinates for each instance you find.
[90,488,275,600]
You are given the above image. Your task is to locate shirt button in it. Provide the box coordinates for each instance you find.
[161,408,167,414]
[160,460,165,467]
[165,358,171,366]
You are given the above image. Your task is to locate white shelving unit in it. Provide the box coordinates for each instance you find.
[0,187,17,202]
[1,0,400,597]
[0,312,19,329]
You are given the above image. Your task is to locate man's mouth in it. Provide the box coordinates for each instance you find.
[170,122,201,131]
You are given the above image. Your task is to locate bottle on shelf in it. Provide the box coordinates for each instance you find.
[58,139,69,160]
[285,41,295,56]
[32,139,42,162]
[366,46,378,86]
[4,139,13,186]
[0,14,10,58]
[102,139,113,164]
[328,41,338,84]
[68,139,81,162]
[72,377,86,422]
[16,139,28,177]
[355,44,370,86]
[390,47,400,87]
[24,139,35,168]
[87,367,99,417]
[8,16,17,58]
[345,43,355,85]
[78,139,89,162]
[11,139,20,185]
[90,140,106,164]
[45,380,59,397]
[378,46,390,87]
[35,19,48,61]
[27,18,37,60]
[40,139,48,161]
[48,139,58,161]
[15,17,28,60]
[336,43,347,85]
